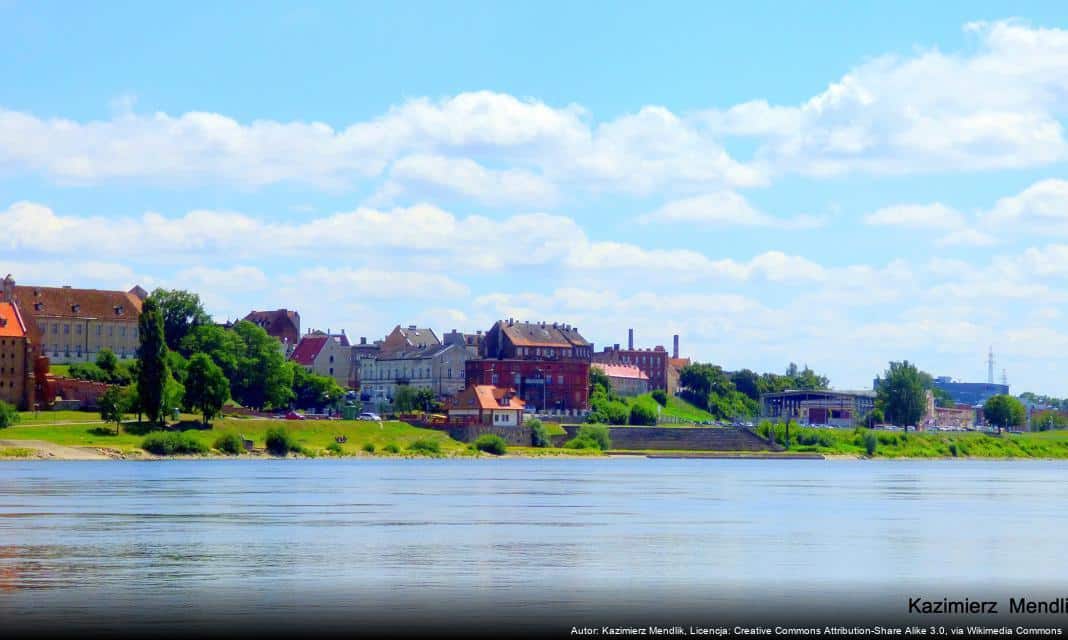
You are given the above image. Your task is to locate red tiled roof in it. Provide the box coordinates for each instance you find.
[452,385,525,411]
[0,302,27,338]
[593,363,649,381]
[290,335,328,366]
[500,321,590,348]
[12,285,142,321]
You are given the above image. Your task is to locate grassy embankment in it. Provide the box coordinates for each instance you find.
[639,393,715,423]
[758,421,1068,458]
[2,411,592,457]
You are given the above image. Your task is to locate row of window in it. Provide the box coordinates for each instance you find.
[36,322,136,339]
[361,366,462,380]
[49,345,128,359]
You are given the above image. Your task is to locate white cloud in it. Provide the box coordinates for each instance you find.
[937,229,997,247]
[372,154,559,207]
[863,203,964,229]
[982,179,1068,231]
[639,191,824,228]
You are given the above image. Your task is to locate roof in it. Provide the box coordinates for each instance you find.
[11,285,143,321]
[373,343,458,362]
[290,333,349,366]
[243,309,300,337]
[452,385,526,411]
[381,325,441,353]
[499,320,590,348]
[0,302,27,338]
[593,363,649,381]
[762,389,877,399]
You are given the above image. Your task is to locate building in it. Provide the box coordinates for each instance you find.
[592,329,683,392]
[380,325,440,353]
[465,319,592,412]
[930,376,1009,406]
[592,362,650,397]
[243,309,301,355]
[443,329,483,358]
[359,342,469,405]
[290,331,351,388]
[1,275,144,364]
[447,385,526,427]
[921,392,976,430]
[0,301,33,409]
[761,389,876,427]
[348,336,382,389]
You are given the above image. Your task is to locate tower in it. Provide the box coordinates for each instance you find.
[987,346,995,385]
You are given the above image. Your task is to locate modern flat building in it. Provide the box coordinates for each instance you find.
[2,275,144,363]
[761,389,876,427]
[931,377,1009,406]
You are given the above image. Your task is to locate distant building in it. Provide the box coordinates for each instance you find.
[931,376,1009,406]
[243,309,301,354]
[465,319,592,412]
[447,385,525,427]
[348,336,382,389]
[290,331,351,389]
[2,275,144,363]
[360,342,469,404]
[380,325,440,353]
[443,329,483,358]
[921,392,976,430]
[592,329,684,392]
[761,389,876,427]
[0,301,34,409]
[592,362,650,397]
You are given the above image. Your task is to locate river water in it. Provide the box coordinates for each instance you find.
[1,458,1066,633]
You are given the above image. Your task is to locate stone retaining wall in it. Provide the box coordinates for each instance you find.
[555,425,781,452]
[443,424,534,446]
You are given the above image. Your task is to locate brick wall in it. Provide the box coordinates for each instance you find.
[50,377,113,410]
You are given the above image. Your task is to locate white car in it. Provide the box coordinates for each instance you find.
[357,412,382,421]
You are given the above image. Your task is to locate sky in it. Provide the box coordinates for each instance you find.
[3,1,1068,395]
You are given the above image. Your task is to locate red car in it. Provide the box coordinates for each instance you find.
[284,411,305,421]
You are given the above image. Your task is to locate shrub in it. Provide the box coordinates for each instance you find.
[0,401,19,429]
[142,431,208,455]
[629,401,658,426]
[474,434,507,455]
[362,442,376,454]
[565,424,611,450]
[265,426,299,456]
[326,441,344,456]
[862,431,878,457]
[382,442,400,454]
[948,442,959,457]
[529,419,552,448]
[213,432,244,455]
[651,390,668,406]
[407,439,441,455]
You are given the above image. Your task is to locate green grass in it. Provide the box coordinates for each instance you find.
[540,422,566,436]
[757,421,1068,458]
[0,447,35,458]
[1,417,468,456]
[48,364,71,377]
[17,410,111,425]
[633,393,716,423]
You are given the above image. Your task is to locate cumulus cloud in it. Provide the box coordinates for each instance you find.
[982,179,1068,231]
[638,191,824,228]
[863,203,964,229]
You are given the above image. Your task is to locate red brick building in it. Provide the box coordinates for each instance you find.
[0,301,34,410]
[465,320,592,411]
[592,329,682,392]
[243,309,301,352]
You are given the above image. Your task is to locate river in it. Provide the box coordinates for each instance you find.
[2,458,1066,634]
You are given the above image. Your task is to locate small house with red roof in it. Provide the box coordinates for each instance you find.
[290,331,351,389]
[447,385,526,427]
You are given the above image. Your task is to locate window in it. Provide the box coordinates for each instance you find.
[329,355,334,363]
[52,324,58,335]
[64,324,70,335]
[76,325,82,335]
[109,326,113,337]
[96,325,102,336]
[329,368,334,375]
[558,375,564,384]
[120,327,126,337]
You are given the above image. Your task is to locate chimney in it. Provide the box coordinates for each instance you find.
[360,337,367,345]
[628,328,634,350]
[673,335,679,359]
[1,274,13,302]
[614,343,619,351]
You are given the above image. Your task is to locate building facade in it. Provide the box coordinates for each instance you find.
[2,275,144,364]
[447,385,525,426]
[761,389,877,427]
[348,336,382,389]
[592,362,650,397]
[360,343,469,404]
[931,377,1009,406]
[243,309,301,354]
[0,301,33,409]
[290,332,352,388]
[592,330,682,392]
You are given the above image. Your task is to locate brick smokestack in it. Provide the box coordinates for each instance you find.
[673,334,679,359]
[628,328,634,350]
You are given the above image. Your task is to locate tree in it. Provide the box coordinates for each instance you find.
[932,387,955,408]
[149,288,211,352]
[291,365,344,411]
[98,386,124,435]
[0,401,18,429]
[983,394,1025,434]
[629,400,658,426]
[590,367,612,396]
[393,385,419,413]
[137,297,169,425]
[96,348,118,376]
[678,363,734,409]
[230,321,294,410]
[874,360,926,432]
[792,365,830,390]
[185,353,230,425]
[181,323,244,380]
[414,388,436,413]
[730,369,761,401]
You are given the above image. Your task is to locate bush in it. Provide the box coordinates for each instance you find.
[265,426,299,456]
[651,390,668,406]
[213,432,244,455]
[529,419,552,448]
[474,434,507,455]
[565,424,611,450]
[326,441,344,456]
[629,401,658,426]
[142,431,208,455]
[362,442,376,454]
[382,442,400,454]
[862,431,878,457]
[0,401,19,429]
[948,442,959,457]
[408,439,441,455]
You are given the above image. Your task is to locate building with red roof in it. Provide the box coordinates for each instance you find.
[290,331,351,389]
[0,301,34,409]
[592,362,650,397]
[447,385,526,427]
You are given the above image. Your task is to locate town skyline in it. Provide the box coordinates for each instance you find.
[4,3,1068,394]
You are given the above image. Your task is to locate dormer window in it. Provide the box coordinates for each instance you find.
[34,302,43,311]
[114,305,124,316]
[71,304,80,313]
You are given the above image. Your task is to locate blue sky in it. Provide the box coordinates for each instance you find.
[3,1,1068,394]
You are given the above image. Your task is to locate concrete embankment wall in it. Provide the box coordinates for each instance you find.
[555,425,782,452]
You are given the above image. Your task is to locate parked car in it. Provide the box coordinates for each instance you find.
[357,412,382,421]
[285,411,306,420]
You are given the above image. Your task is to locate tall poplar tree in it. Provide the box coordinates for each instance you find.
[137,297,169,425]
